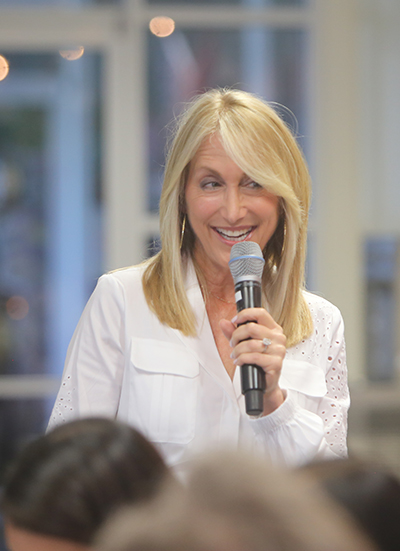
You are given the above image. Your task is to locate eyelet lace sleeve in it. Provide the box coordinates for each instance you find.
[250,293,349,465]
[316,314,349,457]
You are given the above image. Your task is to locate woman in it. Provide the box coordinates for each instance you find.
[1,418,169,551]
[48,88,349,473]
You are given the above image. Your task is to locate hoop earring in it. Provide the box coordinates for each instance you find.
[180,215,186,250]
[281,219,287,256]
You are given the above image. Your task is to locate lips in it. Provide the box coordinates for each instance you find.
[214,227,254,241]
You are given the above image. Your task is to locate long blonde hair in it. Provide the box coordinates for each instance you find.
[142,89,312,347]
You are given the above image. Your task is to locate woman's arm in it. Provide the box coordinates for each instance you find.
[249,313,349,465]
[315,313,349,459]
[255,304,349,466]
[48,274,126,430]
[221,301,349,466]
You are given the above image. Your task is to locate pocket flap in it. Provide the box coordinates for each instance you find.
[280,359,327,397]
[130,338,199,378]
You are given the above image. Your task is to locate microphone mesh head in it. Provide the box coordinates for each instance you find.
[229,241,265,283]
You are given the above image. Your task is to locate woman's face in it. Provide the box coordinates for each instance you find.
[5,521,91,551]
[185,133,280,276]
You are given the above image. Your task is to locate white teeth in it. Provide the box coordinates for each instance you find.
[216,228,252,241]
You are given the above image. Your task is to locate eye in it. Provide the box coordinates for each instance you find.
[244,180,262,189]
[201,180,222,189]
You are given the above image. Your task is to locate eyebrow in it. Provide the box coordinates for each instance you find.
[194,166,223,178]
[194,166,249,183]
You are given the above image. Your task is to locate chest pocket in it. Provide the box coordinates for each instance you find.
[280,359,327,397]
[129,338,199,444]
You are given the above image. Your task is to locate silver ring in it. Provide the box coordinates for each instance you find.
[262,337,272,353]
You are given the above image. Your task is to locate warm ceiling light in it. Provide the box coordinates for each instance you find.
[59,46,85,61]
[6,296,29,321]
[149,16,175,38]
[0,55,9,81]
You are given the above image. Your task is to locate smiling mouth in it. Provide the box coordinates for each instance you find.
[215,227,254,241]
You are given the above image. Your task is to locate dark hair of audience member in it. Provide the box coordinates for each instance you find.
[302,457,400,551]
[1,417,169,545]
[95,450,377,551]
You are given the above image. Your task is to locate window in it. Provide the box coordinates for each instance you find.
[0,51,103,482]
[148,27,309,213]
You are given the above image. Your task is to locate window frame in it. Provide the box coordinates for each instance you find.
[0,0,365,399]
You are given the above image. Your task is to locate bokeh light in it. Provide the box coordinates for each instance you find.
[0,55,10,81]
[59,46,85,61]
[6,296,29,321]
[149,16,175,38]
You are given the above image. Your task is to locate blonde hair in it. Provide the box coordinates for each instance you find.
[142,88,312,347]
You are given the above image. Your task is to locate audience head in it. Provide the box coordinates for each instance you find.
[303,457,400,551]
[96,450,377,551]
[1,417,169,551]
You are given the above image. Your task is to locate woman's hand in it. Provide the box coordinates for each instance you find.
[220,308,287,415]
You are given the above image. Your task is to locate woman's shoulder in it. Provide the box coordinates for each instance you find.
[95,264,146,296]
[302,290,343,326]
[105,263,145,281]
[285,291,345,358]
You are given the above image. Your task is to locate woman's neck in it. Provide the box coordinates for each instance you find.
[193,253,235,303]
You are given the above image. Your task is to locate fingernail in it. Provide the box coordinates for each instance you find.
[229,339,234,347]
[230,351,234,359]
[231,315,237,323]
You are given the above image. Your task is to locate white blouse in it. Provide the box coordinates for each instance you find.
[48,263,349,474]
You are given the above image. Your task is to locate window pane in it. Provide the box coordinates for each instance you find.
[0,0,120,5]
[0,51,103,376]
[365,237,398,381]
[0,398,51,482]
[147,0,307,6]
[148,28,308,211]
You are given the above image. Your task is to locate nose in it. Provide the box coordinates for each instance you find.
[222,186,246,224]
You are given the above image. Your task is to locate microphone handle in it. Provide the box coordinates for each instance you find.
[235,280,266,416]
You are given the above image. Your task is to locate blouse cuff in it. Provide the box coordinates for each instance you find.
[249,389,296,435]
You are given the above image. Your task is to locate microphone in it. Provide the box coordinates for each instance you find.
[229,241,266,416]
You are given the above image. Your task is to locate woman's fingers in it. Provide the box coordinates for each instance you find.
[221,307,287,411]
[230,322,269,348]
[229,323,286,350]
[222,307,286,352]
[230,339,286,363]
[228,307,286,383]
[219,318,236,342]
[232,307,277,330]
[221,306,287,367]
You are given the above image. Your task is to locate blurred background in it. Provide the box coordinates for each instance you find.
[0,0,399,545]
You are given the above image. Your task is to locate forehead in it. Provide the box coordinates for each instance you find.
[191,132,232,166]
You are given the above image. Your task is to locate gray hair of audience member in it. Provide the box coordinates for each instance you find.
[302,457,400,551]
[1,417,170,545]
[95,451,377,551]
